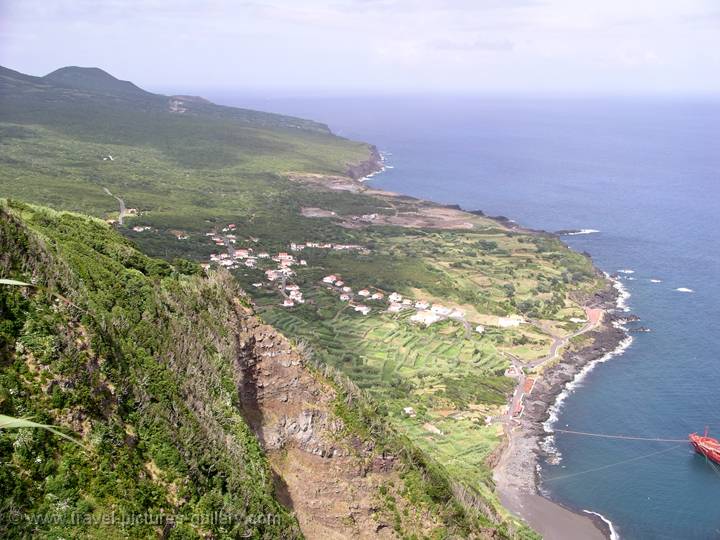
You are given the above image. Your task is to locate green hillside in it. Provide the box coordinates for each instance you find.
[0,65,603,538]
[0,200,300,539]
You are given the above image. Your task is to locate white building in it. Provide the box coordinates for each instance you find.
[402,406,416,417]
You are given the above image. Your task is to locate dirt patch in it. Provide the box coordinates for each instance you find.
[287,173,365,193]
[301,207,337,218]
[287,172,501,231]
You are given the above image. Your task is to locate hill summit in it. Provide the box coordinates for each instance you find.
[44,66,149,97]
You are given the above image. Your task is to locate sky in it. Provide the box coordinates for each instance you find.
[1,0,719,96]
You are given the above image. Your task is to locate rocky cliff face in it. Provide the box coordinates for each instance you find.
[234,317,424,539]
[346,145,383,180]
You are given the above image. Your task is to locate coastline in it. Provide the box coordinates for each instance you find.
[340,151,631,538]
[493,280,629,539]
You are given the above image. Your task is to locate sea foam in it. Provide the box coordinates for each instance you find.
[566,229,600,235]
[583,510,620,540]
[542,273,633,458]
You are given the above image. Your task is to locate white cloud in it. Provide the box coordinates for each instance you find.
[0,0,718,94]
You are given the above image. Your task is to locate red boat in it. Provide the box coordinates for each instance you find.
[689,428,720,465]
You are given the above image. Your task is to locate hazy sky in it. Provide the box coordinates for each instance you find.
[1,0,719,95]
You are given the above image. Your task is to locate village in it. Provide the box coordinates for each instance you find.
[199,224,531,335]
[117,219,534,334]
[201,223,371,308]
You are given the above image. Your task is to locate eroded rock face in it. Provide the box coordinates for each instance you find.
[346,145,383,180]
[233,318,399,539]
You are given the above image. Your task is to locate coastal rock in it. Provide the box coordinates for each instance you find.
[345,145,383,179]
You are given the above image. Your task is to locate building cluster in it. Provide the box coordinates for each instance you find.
[203,226,528,330]
[321,274,383,315]
[204,226,374,308]
[321,277,470,325]
[290,241,368,253]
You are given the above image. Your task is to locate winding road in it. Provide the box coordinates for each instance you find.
[103,187,126,225]
[502,307,603,422]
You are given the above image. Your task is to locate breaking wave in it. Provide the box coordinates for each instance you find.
[566,229,600,235]
[584,510,620,540]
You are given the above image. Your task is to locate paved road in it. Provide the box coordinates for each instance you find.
[501,307,602,422]
[103,187,126,225]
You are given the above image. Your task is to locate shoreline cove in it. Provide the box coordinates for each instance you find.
[360,152,628,538]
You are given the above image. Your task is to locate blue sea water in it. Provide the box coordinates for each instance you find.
[209,93,720,538]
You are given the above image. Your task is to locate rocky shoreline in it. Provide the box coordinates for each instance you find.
[496,281,629,539]
[346,145,383,180]
[344,147,630,538]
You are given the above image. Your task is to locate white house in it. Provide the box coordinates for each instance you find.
[322,275,338,284]
[358,289,370,297]
[389,292,403,303]
[354,305,371,315]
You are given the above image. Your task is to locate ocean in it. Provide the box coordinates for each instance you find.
[206,92,720,539]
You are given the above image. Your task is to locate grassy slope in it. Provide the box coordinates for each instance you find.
[0,200,301,539]
[0,66,603,537]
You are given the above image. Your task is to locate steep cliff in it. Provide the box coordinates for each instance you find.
[0,200,499,539]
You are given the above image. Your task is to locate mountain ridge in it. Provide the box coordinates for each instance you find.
[0,64,333,134]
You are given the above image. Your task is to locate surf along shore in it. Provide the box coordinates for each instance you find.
[297,150,629,538]
[492,281,627,540]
